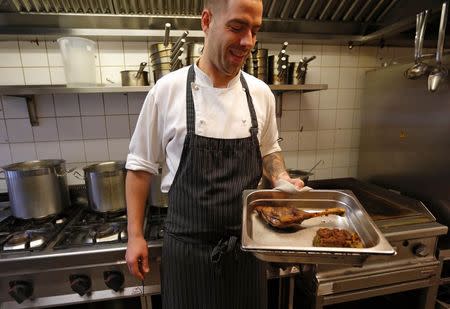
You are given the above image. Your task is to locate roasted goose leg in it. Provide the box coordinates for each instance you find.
[254,206,346,228]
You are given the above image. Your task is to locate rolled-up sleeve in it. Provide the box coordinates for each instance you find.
[259,89,281,157]
[126,88,161,175]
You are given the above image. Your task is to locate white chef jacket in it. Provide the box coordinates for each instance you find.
[126,64,281,192]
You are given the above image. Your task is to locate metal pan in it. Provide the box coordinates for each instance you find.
[241,189,395,265]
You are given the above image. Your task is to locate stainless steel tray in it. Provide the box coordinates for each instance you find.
[241,190,395,265]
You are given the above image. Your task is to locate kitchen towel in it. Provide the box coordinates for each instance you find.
[274,179,313,193]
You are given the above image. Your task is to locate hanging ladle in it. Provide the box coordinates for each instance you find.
[428,2,448,92]
[404,10,429,79]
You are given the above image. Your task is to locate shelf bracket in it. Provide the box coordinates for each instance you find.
[25,95,39,126]
[8,95,39,126]
[274,92,283,117]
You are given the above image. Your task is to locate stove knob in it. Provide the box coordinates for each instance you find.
[104,271,124,292]
[69,275,91,296]
[413,244,430,257]
[8,280,33,304]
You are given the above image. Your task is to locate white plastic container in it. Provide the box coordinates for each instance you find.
[57,37,97,87]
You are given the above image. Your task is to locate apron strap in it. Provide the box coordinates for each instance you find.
[239,74,259,136]
[185,65,196,135]
[186,65,259,136]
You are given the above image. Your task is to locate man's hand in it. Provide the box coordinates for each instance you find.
[262,152,305,189]
[276,171,305,190]
[125,236,149,281]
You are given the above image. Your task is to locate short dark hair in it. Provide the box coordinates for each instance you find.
[203,0,227,12]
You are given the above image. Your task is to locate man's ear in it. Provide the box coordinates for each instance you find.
[201,9,212,34]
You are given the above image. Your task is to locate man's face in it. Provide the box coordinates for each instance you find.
[203,0,263,77]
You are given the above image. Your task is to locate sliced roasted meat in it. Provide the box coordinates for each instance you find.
[313,227,363,248]
[254,205,345,228]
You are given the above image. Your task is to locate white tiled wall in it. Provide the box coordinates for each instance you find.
[0,38,413,182]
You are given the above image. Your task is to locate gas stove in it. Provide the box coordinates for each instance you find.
[0,196,166,308]
[294,178,448,309]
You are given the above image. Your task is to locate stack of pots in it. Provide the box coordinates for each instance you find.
[269,54,290,85]
[83,161,127,213]
[1,160,70,219]
[186,43,204,65]
[245,48,269,83]
[149,43,173,83]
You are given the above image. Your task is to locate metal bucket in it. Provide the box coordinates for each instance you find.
[1,160,70,219]
[83,161,126,213]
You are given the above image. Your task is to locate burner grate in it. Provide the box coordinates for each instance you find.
[53,206,166,249]
[0,207,80,252]
[53,221,128,249]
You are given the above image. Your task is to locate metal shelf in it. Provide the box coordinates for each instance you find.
[0,84,327,96]
[0,85,151,95]
[0,83,327,122]
[269,84,327,92]
[270,84,328,117]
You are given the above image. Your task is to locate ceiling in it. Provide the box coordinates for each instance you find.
[0,0,448,46]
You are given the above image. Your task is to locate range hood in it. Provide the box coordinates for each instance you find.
[0,0,448,46]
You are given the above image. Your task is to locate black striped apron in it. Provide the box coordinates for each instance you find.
[161,65,267,309]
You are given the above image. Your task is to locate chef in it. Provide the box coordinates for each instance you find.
[125,0,304,307]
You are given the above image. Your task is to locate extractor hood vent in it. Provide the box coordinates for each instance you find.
[0,0,447,46]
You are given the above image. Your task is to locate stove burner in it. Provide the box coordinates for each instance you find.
[3,231,46,251]
[0,207,79,253]
[88,223,125,243]
[78,209,127,225]
[96,224,118,238]
[53,206,159,249]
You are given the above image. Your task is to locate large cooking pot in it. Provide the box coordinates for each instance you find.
[1,159,70,219]
[83,161,126,213]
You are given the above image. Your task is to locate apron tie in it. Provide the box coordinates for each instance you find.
[210,236,239,274]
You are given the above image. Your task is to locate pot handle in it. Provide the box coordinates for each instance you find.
[56,167,77,177]
[73,170,84,180]
[135,62,147,79]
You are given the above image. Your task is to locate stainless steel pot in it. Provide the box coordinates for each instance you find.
[1,159,70,219]
[120,62,149,86]
[83,161,126,213]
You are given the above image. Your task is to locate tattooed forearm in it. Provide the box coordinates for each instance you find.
[262,151,288,183]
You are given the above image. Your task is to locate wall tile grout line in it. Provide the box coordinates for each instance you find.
[0,39,414,178]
